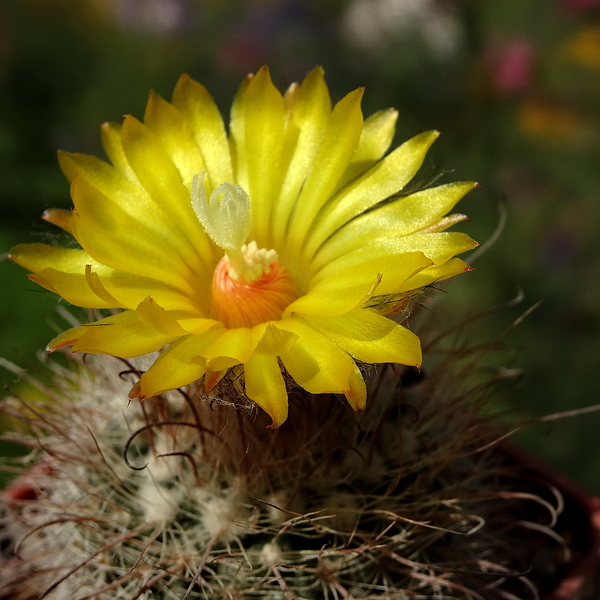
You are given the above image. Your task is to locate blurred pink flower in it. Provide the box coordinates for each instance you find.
[488,39,535,95]
[217,31,268,74]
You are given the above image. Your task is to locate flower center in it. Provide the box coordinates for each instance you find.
[192,174,298,327]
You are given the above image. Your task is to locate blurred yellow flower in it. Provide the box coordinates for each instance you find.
[565,25,600,70]
[518,97,583,142]
[10,67,476,426]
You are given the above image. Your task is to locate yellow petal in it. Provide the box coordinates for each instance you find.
[200,327,254,372]
[251,322,299,355]
[136,296,189,336]
[47,324,92,351]
[335,107,398,191]
[314,231,477,275]
[29,268,113,308]
[143,90,207,190]
[10,244,113,308]
[394,257,473,294]
[138,328,225,398]
[48,311,177,358]
[272,67,332,248]
[42,208,73,234]
[178,316,223,334]
[11,242,200,311]
[10,243,96,274]
[283,87,364,254]
[120,115,213,259]
[100,122,137,181]
[204,370,226,393]
[69,176,211,299]
[345,362,367,413]
[229,74,252,191]
[289,251,432,317]
[34,266,198,312]
[303,308,422,367]
[285,275,381,318]
[284,249,433,317]
[307,250,434,298]
[85,264,126,307]
[58,150,198,259]
[304,130,440,258]
[171,73,234,190]
[278,318,355,395]
[244,353,288,428]
[421,213,469,233]
[242,66,286,244]
[319,182,476,259]
[283,79,299,110]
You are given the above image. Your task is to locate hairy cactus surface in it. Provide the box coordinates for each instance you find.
[0,323,567,600]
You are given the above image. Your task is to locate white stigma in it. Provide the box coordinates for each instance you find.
[191,173,277,281]
[191,173,250,252]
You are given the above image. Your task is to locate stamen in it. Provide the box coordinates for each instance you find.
[234,241,278,281]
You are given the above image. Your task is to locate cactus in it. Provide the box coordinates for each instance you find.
[1,317,562,600]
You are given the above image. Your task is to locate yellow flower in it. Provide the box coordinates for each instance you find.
[565,25,600,71]
[9,67,477,427]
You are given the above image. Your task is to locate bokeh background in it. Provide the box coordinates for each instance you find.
[1,0,600,492]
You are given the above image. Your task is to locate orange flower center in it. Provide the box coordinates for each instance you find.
[210,254,298,328]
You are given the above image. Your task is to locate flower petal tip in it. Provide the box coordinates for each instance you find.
[203,370,225,394]
[128,380,143,400]
[266,415,286,430]
[42,208,74,233]
[46,339,76,353]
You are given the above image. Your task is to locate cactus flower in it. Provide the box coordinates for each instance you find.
[9,67,477,426]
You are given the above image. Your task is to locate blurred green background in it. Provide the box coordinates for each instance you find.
[1,0,599,492]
